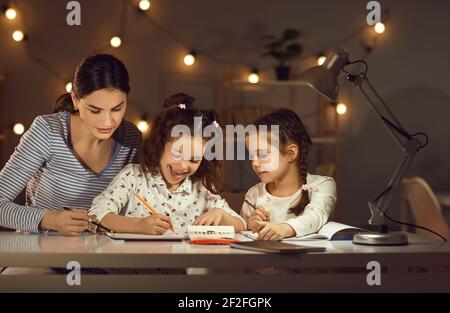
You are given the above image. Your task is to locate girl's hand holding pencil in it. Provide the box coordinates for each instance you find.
[246,200,271,233]
[136,214,173,235]
[133,191,175,233]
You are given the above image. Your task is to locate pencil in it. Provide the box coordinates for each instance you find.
[62,207,114,233]
[244,199,257,210]
[134,193,158,215]
[244,200,270,221]
[133,192,175,232]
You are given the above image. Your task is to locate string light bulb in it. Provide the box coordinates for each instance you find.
[183,52,196,66]
[317,55,327,66]
[65,82,73,93]
[12,30,25,42]
[374,22,385,34]
[248,69,260,84]
[138,0,151,12]
[5,8,17,20]
[137,114,150,133]
[110,36,122,48]
[336,103,348,115]
[13,123,25,135]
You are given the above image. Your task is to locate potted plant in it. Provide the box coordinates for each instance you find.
[262,28,303,80]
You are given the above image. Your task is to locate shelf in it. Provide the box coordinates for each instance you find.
[227,80,308,87]
[220,78,340,193]
[311,136,337,144]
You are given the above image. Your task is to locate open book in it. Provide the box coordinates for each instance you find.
[241,221,365,241]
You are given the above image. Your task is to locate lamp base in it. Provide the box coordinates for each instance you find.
[353,232,409,246]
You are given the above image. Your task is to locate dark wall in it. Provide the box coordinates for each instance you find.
[1,0,449,227]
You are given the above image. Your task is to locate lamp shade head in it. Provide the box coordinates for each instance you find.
[299,66,340,103]
[299,48,350,104]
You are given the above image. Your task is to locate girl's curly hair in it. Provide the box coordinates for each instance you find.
[138,93,223,194]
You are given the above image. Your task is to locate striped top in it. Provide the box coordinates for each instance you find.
[0,111,142,233]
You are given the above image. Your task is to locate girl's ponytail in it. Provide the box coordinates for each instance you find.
[163,93,195,109]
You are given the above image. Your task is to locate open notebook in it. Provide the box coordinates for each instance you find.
[241,221,365,241]
[105,232,187,241]
[105,226,236,242]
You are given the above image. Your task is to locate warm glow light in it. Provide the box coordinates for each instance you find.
[336,103,348,115]
[138,0,151,11]
[12,30,24,42]
[5,8,17,20]
[374,22,385,34]
[137,120,150,133]
[317,56,326,66]
[13,123,25,135]
[248,72,260,84]
[110,36,122,48]
[66,82,73,93]
[183,53,196,66]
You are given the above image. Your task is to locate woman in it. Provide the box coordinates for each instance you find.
[0,54,142,236]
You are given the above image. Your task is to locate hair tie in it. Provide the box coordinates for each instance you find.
[301,184,311,192]
[301,184,317,193]
[178,103,186,109]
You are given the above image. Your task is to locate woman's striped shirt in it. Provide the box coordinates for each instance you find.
[0,111,142,233]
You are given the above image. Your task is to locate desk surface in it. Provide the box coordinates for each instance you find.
[0,232,449,269]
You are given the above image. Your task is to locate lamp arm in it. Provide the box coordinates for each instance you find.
[368,150,419,229]
[350,73,410,148]
[348,73,424,231]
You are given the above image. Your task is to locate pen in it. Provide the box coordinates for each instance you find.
[62,207,114,233]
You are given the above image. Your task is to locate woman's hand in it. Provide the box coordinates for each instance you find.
[137,214,173,235]
[248,207,270,232]
[41,209,90,237]
[194,208,225,226]
[258,223,296,241]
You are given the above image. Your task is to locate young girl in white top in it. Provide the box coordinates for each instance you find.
[241,108,337,241]
[89,93,245,234]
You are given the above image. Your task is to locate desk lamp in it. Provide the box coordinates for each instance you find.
[299,48,427,246]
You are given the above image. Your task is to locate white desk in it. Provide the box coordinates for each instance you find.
[0,232,449,292]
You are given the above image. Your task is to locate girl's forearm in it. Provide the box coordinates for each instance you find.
[100,213,143,234]
[222,213,246,232]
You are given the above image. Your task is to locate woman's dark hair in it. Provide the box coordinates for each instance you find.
[139,93,223,194]
[54,54,130,113]
[253,108,313,216]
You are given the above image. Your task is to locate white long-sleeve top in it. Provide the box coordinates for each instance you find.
[241,173,337,237]
[89,164,245,233]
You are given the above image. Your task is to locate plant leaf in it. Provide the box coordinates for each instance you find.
[286,43,302,53]
[282,28,300,41]
[264,41,282,49]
